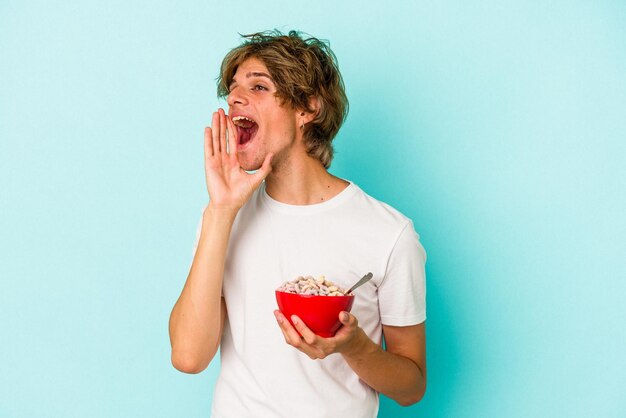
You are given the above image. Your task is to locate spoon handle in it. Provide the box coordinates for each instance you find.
[347,272,373,294]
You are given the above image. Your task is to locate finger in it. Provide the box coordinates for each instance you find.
[218,108,227,154]
[204,126,213,159]
[274,311,305,346]
[291,315,319,345]
[211,111,220,156]
[226,113,238,156]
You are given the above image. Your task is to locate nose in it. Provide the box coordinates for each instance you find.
[227,85,248,107]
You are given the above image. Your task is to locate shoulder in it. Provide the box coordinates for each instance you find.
[346,183,414,232]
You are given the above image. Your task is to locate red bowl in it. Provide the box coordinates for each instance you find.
[275,290,355,338]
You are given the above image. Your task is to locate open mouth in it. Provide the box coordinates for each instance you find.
[232,116,259,146]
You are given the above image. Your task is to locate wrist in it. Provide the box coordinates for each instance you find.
[205,202,239,219]
[202,204,238,232]
[341,328,380,360]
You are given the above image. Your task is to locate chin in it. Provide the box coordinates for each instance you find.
[241,163,262,172]
[237,152,264,172]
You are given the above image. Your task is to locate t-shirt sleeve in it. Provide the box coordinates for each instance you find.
[378,221,427,326]
[189,205,207,269]
[191,213,203,261]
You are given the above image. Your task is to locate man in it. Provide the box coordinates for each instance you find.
[169,30,427,418]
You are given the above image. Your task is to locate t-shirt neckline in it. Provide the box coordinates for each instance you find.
[260,181,358,215]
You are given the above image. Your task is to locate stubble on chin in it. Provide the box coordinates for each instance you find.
[237,150,265,172]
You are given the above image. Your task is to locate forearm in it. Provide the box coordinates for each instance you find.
[342,329,426,406]
[169,205,237,372]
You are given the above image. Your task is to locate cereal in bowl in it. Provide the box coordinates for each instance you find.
[277,275,349,296]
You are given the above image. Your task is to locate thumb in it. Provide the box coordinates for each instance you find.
[340,311,356,327]
[251,153,274,185]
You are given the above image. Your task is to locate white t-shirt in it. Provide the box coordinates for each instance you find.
[191,181,426,418]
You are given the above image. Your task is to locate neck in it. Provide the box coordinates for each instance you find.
[265,155,349,205]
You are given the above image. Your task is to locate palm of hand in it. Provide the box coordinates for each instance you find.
[205,155,258,209]
[203,109,272,210]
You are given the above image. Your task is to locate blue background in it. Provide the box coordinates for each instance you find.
[1,1,625,417]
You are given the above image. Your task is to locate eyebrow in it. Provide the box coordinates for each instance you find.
[229,71,274,89]
[247,71,272,80]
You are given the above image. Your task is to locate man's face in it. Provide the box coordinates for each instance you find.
[227,57,300,171]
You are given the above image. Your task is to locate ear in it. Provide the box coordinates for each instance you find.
[298,96,320,126]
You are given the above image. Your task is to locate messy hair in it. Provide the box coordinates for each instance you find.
[217,30,349,168]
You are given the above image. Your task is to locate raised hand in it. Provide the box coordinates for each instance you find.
[204,108,272,211]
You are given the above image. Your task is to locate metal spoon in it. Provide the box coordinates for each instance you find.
[346,272,373,295]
